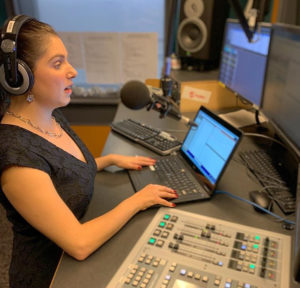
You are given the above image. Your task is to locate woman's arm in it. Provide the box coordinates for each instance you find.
[1,166,176,261]
[95,154,156,171]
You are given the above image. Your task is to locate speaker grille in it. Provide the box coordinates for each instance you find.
[177,18,207,53]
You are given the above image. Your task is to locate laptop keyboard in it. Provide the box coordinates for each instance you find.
[154,155,207,197]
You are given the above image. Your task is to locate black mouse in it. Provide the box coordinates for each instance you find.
[249,190,273,213]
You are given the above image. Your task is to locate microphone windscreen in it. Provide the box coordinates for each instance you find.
[120,80,151,110]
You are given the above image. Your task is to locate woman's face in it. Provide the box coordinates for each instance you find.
[31,35,77,109]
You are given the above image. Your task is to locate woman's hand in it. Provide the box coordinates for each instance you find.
[95,154,156,171]
[130,184,178,210]
[110,154,156,170]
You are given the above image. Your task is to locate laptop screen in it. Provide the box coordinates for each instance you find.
[181,107,242,186]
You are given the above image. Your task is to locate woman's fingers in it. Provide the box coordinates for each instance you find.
[134,156,156,165]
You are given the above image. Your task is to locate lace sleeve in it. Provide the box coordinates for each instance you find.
[0,146,51,175]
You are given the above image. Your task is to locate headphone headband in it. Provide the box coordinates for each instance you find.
[2,15,32,39]
[0,15,34,95]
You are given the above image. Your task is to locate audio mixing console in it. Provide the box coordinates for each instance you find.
[107,208,291,288]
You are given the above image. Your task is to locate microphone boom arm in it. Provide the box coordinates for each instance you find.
[147,93,180,119]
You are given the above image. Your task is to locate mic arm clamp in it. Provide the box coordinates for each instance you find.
[146,93,180,119]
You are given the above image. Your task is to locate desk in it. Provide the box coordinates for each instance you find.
[51,104,299,288]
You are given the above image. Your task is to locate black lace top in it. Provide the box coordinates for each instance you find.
[0,109,97,288]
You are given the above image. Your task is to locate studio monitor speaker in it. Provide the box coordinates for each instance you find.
[177,0,229,70]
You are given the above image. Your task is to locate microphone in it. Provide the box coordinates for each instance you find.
[120,80,197,127]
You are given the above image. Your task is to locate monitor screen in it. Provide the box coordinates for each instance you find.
[219,19,272,107]
[261,23,300,156]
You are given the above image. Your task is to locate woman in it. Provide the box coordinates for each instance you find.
[0,15,177,288]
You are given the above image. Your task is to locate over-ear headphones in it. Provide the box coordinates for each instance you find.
[0,15,34,96]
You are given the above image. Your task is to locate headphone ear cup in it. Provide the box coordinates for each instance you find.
[0,59,34,96]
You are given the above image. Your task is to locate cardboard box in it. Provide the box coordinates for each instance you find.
[180,80,241,112]
[145,79,248,113]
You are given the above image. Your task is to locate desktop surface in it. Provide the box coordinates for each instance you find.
[51,104,299,288]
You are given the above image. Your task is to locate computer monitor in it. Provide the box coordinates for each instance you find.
[219,19,272,108]
[261,23,300,158]
[294,163,300,282]
[260,23,300,283]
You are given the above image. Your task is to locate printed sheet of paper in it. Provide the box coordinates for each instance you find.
[82,33,121,84]
[219,109,267,128]
[58,32,158,84]
[58,32,84,69]
[120,33,158,83]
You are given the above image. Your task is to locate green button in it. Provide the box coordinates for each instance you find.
[249,264,255,269]
[253,244,259,249]
[149,237,156,244]
[164,214,170,220]
[255,235,260,240]
[159,221,166,227]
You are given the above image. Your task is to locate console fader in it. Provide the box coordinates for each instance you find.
[107,208,291,288]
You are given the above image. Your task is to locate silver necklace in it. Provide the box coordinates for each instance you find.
[6,110,63,138]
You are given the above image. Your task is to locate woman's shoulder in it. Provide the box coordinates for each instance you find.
[0,124,52,174]
[0,124,47,157]
[0,124,25,144]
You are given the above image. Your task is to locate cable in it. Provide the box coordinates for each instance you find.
[244,132,300,163]
[244,132,287,148]
[214,190,296,226]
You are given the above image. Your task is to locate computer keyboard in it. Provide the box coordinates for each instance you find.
[240,150,296,214]
[111,119,182,155]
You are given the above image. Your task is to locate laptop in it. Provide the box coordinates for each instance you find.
[128,106,243,204]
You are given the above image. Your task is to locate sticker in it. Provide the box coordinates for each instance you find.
[7,21,15,33]
[182,86,211,103]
